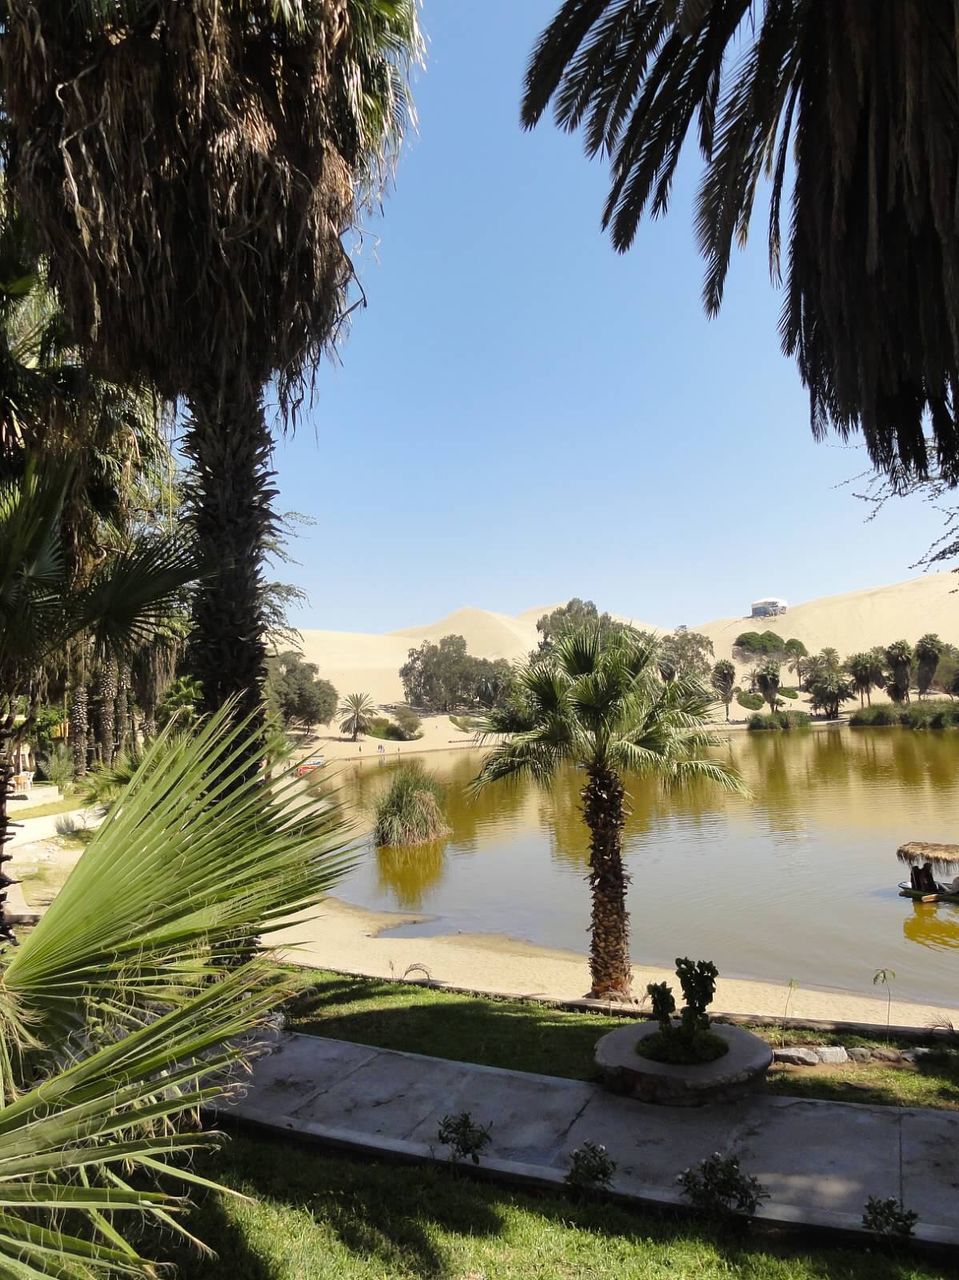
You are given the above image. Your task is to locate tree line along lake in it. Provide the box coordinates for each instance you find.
[331,727,959,1009]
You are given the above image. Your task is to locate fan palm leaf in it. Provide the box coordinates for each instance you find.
[523,1,959,483]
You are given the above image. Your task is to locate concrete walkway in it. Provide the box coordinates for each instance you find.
[221,1032,959,1247]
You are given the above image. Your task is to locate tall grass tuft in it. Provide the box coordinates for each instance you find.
[373,764,450,847]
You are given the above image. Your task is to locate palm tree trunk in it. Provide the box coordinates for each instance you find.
[581,764,631,1000]
[95,659,117,768]
[0,715,18,949]
[184,385,272,759]
[69,681,89,780]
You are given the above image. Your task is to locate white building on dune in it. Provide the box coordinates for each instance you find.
[750,597,788,618]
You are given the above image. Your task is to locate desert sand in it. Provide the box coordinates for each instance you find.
[275,896,959,1029]
[296,570,959,734]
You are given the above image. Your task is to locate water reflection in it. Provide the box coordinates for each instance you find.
[333,728,959,1004]
[903,901,959,952]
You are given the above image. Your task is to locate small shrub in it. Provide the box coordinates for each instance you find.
[437,1112,492,1164]
[778,686,799,699]
[38,743,74,790]
[566,1142,616,1193]
[747,710,810,732]
[638,958,728,1065]
[678,1153,768,1223]
[736,691,764,711]
[862,1196,918,1239]
[393,706,422,739]
[372,763,450,847]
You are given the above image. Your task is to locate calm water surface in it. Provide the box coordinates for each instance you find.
[331,728,959,1006]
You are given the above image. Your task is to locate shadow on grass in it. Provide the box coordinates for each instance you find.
[765,1053,959,1111]
[159,1132,934,1280]
[288,977,629,1081]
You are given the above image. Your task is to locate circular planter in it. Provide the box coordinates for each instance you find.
[595,1021,772,1106]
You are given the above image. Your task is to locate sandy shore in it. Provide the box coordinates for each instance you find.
[275,896,959,1030]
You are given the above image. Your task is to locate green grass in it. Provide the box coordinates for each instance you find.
[11,792,78,820]
[736,691,764,711]
[747,711,811,732]
[288,971,959,1111]
[164,1133,950,1279]
[850,700,959,729]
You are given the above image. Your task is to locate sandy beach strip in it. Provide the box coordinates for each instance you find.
[275,895,959,1031]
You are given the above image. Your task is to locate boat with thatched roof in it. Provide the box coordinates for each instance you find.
[897,843,959,902]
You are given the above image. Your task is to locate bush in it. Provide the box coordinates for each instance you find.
[747,711,810,732]
[638,959,728,1065]
[437,1113,492,1165]
[393,706,422,739]
[736,691,764,711]
[372,763,450,847]
[566,1142,617,1193]
[369,711,422,741]
[862,1196,918,1239]
[849,700,959,729]
[778,686,799,699]
[678,1153,768,1223]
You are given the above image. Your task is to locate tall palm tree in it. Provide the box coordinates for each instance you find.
[338,691,376,741]
[474,626,745,1000]
[886,639,914,704]
[0,463,199,939]
[1,2,421,745]
[710,658,735,722]
[845,652,876,707]
[522,2,959,484]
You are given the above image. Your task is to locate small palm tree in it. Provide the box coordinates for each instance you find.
[755,660,781,716]
[339,692,376,742]
[0,463,199,938]
[915,633,944,698]
[710,659,736,722]
[474,626,746,1000]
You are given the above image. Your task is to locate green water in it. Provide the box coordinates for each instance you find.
[332,727,959,1006]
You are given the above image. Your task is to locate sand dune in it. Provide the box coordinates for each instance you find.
[297,572,959,706]
[695,571,959,666]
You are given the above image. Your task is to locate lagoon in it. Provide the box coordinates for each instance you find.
[333,727,959,1008]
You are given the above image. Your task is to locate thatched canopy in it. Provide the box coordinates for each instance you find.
[897,841,959,870]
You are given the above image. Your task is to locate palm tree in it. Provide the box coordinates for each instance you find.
[522,2,959,484]
[473,626,746,1000]
[710,658,735,722]
[915,633,944,698]
[755,659,781,716]
[845,652,876,707]
[885,640,914,704]
[807,669,856,720]
[338,691,376,742]
[2,2,421,743]
[0,707,354,1276]
[0,463,199,939]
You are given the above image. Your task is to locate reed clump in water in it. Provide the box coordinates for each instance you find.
[372,764,450,847]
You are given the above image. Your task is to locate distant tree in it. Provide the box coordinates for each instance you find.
[659,630,714,681]
[392,706,422,739]
[845,653,877,708]
[471,658,514,710]
[400,637,513,712]
[951,669,959,698]
[935,643,959,695]
[808,670,856,720]
[755,660,781,715]
[338,692,376,742]
[267,651,336,730]
[803,648,842,690]
[536,599,621,651]
[784,638,808,688]
[915,634,944,699]
[710,659,736,722]
[885,640,914,704]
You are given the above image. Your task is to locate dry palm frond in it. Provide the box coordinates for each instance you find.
[2,1,421,407]
[523,1,959,483]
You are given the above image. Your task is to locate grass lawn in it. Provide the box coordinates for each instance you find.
[288,970,959,1111]
[12,793,80,820]
[167,1132,945,1280]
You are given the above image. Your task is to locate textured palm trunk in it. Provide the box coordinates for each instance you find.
[0,720,17,949]
[114,668,129,755]
[95,659,117,768]
[70,681,89,779]
[582,764,631,1000]
[184,385,273,769]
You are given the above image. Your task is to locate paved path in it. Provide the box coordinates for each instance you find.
[221,1032,959,1246]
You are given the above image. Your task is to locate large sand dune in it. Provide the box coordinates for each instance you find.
[297,572,959,704]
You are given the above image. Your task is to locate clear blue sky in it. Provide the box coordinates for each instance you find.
[272,0,943,634]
